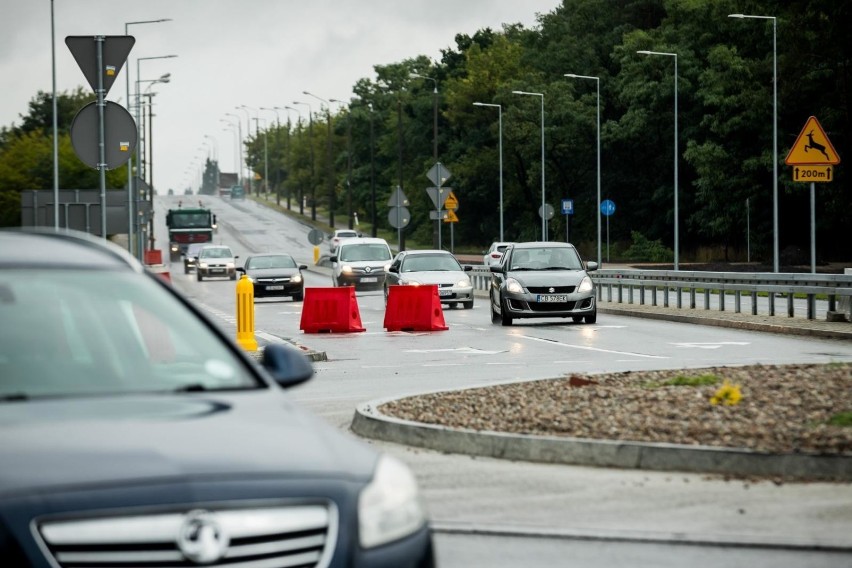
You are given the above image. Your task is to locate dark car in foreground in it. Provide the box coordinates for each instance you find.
[238,252,307,301]
[489,241,598,325]
[0,229,435,567]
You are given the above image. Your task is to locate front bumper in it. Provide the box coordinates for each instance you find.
[336,272,387,289]
[253,281,304,297]
[198,266,236,278]
[503,292,596,319]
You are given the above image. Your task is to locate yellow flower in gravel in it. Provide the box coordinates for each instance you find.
[710,380,743,406]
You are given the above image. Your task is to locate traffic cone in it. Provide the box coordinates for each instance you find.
[299,287,366,333]
[384,285,448,332]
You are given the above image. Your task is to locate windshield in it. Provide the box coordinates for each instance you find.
[402,255,462,272]
[340,244,391,262]
[0,270,259,400]
[170,212,210,228]
[247,255,296,269]
[200,247,233,259]
[509,247,583,270]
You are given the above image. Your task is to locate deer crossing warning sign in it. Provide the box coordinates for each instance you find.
[785,116,840,166]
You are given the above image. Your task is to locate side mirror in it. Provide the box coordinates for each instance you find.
[234,255,239,260]
[329,256,338,263]
[489,265,504,274]
[463,265,473,272]
[586,261,599,272]
[299,264,308,270]
[236,267,246,274]
[261,343,314,388]
[388,265,399,273]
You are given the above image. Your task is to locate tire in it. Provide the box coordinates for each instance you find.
[184,265,189,274]
[196,272,203,282]
[490,294,501,324]
[292,293,304,302]
[584,311,597,324]
[230,273,237,281]
[448,302,458,309]
[463,300,474,310]
[500,297,513,326]
[572,316,583,323]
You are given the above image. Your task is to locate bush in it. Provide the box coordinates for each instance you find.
[623,231,674,263]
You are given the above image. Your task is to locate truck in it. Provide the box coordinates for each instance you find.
[166,204,217,261]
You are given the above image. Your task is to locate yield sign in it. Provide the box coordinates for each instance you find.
[785,116,841,165]
[66,36,135,96]
[426,187,451,209]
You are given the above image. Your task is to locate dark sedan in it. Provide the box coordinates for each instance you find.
[0,228,435,568]
[238,253,306,301]
[489,241,598,325]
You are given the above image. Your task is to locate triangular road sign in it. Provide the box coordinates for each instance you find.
[66,35,135,96]
[426,187,451,209]
[443,209,459,223]
[387,186,410,207]
[444,191,459,210]
[785,116,841,165]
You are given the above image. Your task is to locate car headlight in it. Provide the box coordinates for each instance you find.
[292,274,302,283]
[506,277,524,294]
[400,278,420,286]
[383,264,391,272]
[457,278,472,288]
[358,455,426,549]
[226,262,235,269]
[341,265,353,274]
[578,275,594,293]
[170,244,179,252]
[199,262,208,269]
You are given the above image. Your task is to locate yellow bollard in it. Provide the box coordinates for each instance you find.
[313,245,320,264]
[235,274,258,351]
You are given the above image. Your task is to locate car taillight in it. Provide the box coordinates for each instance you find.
[491,253,501,258]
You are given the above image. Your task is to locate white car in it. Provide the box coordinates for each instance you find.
[196,244,239,281]
[385,249,474,309]
[483,241,513,267]
[328,229,360,255]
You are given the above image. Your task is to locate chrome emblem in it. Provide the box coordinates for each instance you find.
[365,266,373,273]
[177,510,229,564]
[548,287,555,293]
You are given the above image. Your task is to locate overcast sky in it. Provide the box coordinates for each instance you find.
[2,0,559,193]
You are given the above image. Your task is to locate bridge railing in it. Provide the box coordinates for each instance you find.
[467,267,852,321]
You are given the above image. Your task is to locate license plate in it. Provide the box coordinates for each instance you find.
[361,277,377,283]
[211,268,224,273]
[438,289,453,297]
[536,294,568,303]
[266,285,284,291]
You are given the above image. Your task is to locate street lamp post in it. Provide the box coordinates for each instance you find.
[512,90,547,241]
[729,13,778,273]
[564,73,602,267]
[261,107,282,206]
[285,106,304,214]
[237,106,258,195]
[203,134,219,191]
[304,91,335,228]
[292,101,315,220]
[252,117,269,198]
[411,73,440,247]
[124,18,171,253]
[637,50,679,270]
[330,99,354,229]
[472,102,504,242]
[221,122,239,188]
[224,113,243,191]
[134,55,175,259]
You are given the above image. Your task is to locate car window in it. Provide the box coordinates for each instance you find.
[0,270,259,399]
[340,244,391,262]
[248,255,296,269]
[201,247,232,259]
[510,248,582,270]
[403,255,461,272]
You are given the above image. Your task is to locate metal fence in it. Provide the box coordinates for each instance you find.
[468,267,852,321]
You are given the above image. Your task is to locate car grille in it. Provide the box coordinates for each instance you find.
[256,277,292,284]
[37,503,336,568]
[530,301,577,312]
[527,285,576,294]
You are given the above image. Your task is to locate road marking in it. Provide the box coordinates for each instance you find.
[670,342,750,349]
[406,347,506,355]
[521,335,668,359]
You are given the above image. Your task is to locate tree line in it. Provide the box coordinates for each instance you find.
[2,0,849,263]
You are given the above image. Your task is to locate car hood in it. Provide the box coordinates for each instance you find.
[248,268,300,278]
[508,269,589,287]
[402,270,467,284]
[0,392,376,496]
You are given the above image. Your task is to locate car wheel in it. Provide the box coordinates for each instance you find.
[572,316,583,323]
[584,311,597,324]
[448,302,458,309]
[196,272,203,282]
[463,300,474,310]
[230,274,237,281]
[500,297,513,326]
[292,293,304,302]
[184,266,189,274]
[490,293,501,324]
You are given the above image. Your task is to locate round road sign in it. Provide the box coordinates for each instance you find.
[70,101,137,169]
[538,203,555,220]
[307,228,325,245]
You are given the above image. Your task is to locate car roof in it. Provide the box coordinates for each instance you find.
[0,228,142,272]
[334,229,358,236]
[338,237,389,246]
[511,241,576,250]
[247,252,294,258]
[400,249,452,256]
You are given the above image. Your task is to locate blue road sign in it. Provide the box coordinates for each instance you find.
[561,198,574,215]
[601,199,616,216]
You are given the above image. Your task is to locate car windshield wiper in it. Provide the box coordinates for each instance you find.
[543,266,577,270]
[173,383,209,392]
[0,393,29,401]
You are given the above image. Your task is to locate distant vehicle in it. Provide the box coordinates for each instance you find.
[0,228,435,567]
[385,249,474,309]
[182,242,206,274]
[230,185,246,200]
[483,241,513,267]
[489,241,598,325]
[330,237,392,290]
[166,205,216,261]
[196,244,238,281]
[328,229,360,254]
[238,253,307,301]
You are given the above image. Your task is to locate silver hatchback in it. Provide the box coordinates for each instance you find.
[489,242,598,325]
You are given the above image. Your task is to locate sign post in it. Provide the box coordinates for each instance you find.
[600,199,616,263]
[561,198,574,243]
[785,116,841,273]
[426,162,452,250]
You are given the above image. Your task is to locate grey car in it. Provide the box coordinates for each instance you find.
[385,249,474,309]
[0,228,435,567]
[489,241,598,325]
[196,244,238,281]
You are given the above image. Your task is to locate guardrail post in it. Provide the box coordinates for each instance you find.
[735,290,742,313]
[704,289,710,310]
[639,285,645,305]
[787,294,795,318]
[676,286,682,309]
[769,294,776,316]
[807,294,816,320]
[718,288,725,312]
[689,288,696,309]
[751,291,758,315]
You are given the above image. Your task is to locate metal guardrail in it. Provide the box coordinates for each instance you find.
[467,267,852,321]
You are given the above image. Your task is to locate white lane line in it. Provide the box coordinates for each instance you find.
[521,335,668,359]
[670,342,751,349]
[423,363,465,367]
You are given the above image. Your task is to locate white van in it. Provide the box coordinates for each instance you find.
[330,237,393,290]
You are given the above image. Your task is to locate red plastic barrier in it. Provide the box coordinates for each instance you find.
[384,285,448,332]
[148,264,171,284]
[299,287,366,333]
[144,249,163,265]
